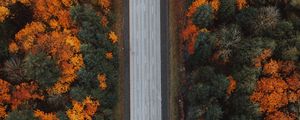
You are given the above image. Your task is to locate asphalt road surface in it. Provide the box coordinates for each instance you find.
[129,0,162,119]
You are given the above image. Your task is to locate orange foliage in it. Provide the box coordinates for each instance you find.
[0,6,9,22]
[49,19,59,29]
[15,30,84,94]
[67,97,100,120]
[265,111,295,120]
[181,23,198,41]
[8,41,19,53]
[97,74,107,90]
[186,0,208,17]
[251,60,300,119]
[0,105,6,118]
[251,77,288,113]
[98,0,111,11]
[14,22,45,51]
[227,76,237,96]
[181,23,199,55]
[0,79,11,103]
[0,0,31,6]
[254,49,272,67]
[10,0,84,95]
[0,0,14,6]
[13,23,83,95]
[61,0,72,7]
[34,110,59,120]
[263,59,280,75]
[10,82,44,110]
[109,31,118,44]
[57,10,72,28]
[236,0,247,10]
[211,0,220,12]
[33,0,72,26]
[106,52,113,60]
[0,79,10,119]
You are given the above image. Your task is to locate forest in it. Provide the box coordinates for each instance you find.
[0,0,119,119]
[179,0,300,119]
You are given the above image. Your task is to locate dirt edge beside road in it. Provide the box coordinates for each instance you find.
[112,0,126,119]
[169,0,186,119]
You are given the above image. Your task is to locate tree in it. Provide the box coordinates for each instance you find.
[253,7,279,36]
[187,66,229,119]
[192,4,213,28]
[23,52,60,89]
[251,60,300,119]
[212,24,241,64]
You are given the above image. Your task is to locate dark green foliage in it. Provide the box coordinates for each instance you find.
[186,106,205,120]
[289,15,300,31]
[71,5,106,44]
[188,32,215,66]
[223,67,261,119]
[237,7,279,36]
[192,4,213,28]
[233,37,276,66]
[218,0,236,22]
[236,7,258,35]
[187,66,228,120]
[94,109,114,120]
[205,104,223,120]
[70,5,118,118]
[6,110,36,120]
[267,21,295,39]
[232,67,259,94]
[23,52,60,89]
[225,95,261,120]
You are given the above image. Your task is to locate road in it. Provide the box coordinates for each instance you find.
[129,0,162,120]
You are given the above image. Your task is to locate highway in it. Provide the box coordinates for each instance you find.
[129,0,162,119]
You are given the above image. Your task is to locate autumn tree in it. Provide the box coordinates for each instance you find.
[0,0,119,119]
[66,97,100,120]
[181,0,300,119]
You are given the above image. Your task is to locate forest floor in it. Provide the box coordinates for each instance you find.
[112,0,125,119]
[169,0,186,119]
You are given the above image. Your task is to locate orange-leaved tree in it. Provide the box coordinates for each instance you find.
[251,60,300,119]
[66,97,100,120]
[9,0,84,95]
